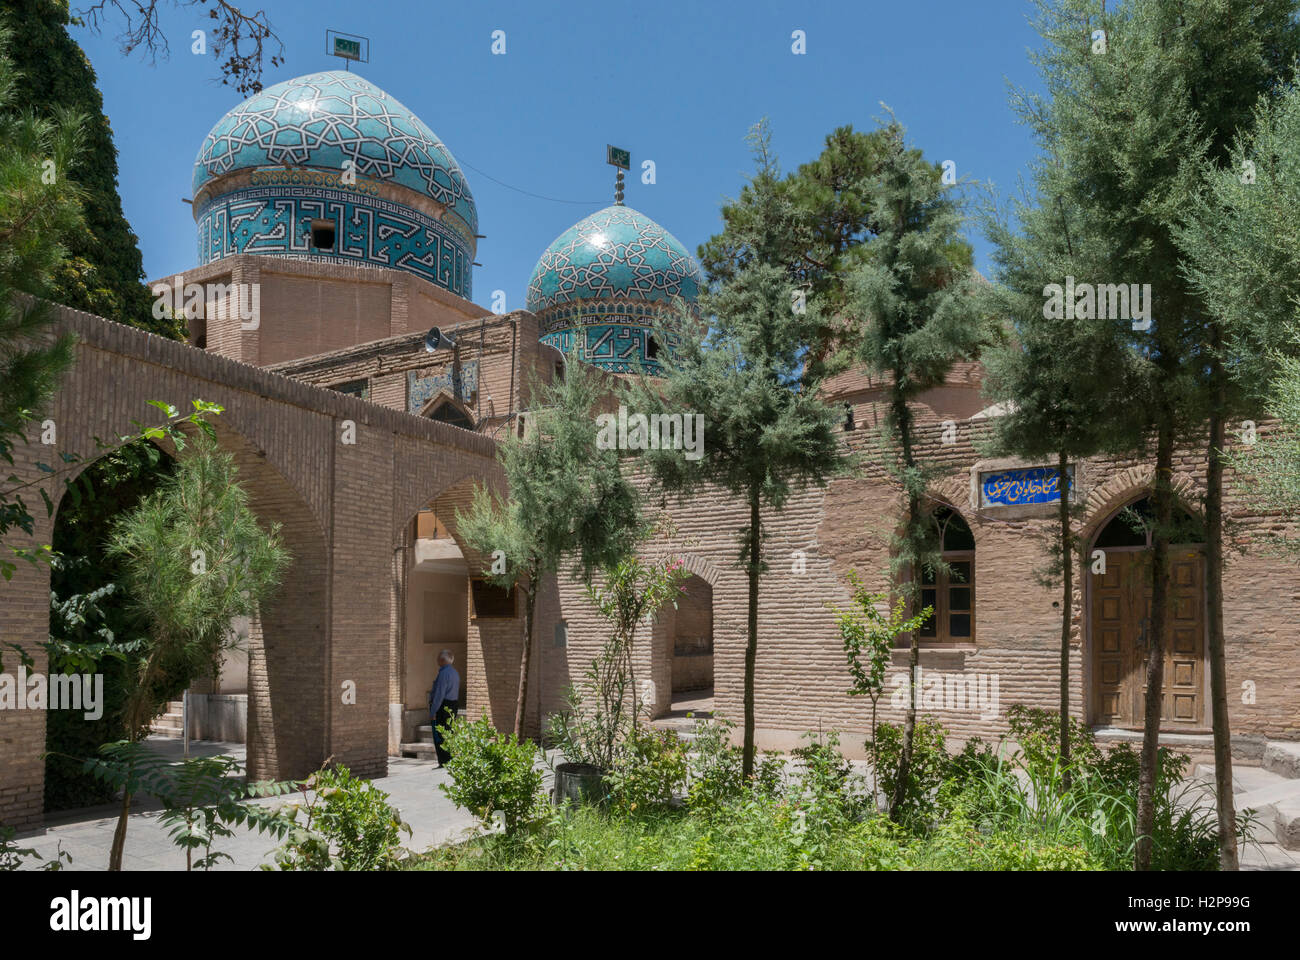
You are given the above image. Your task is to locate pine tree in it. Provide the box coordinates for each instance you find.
[104,429,289,870]
[979,122,1148,791]
[840,115,986,821]
[1020,0,1300,870]
[1180,79,1300,564]
[456,353,644,738]
[626,120,848,778]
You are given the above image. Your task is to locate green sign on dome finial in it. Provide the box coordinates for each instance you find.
[607,145,630,205]
[325,30,368,71]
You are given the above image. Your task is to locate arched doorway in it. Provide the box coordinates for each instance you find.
[1088,496,1207,730]
[670,574,714,713]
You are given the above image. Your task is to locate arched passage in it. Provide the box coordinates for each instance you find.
[670,574,714,703]
[387,468,511,751]
[1087,495,1207,730]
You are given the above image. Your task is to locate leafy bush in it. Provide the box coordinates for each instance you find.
[270,765,410,871]
[685,715,745,813]
[607,729,688,814]
[440,714,544,836]
[1005,704,1101,778]
[791,730,867,819]
[869,718,950,828]
[951,709,1247,871]
[944,736,1002,795]
[1085,742,1231,871]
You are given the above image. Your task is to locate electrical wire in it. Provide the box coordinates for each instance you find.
[456,158,609,206]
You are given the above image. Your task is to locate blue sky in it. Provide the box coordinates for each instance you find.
[72,0,1045,312]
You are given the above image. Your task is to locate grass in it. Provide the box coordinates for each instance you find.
[406,793,1103,872]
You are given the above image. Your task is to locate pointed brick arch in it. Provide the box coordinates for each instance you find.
[1082,467,1204,546]
[0,303,500,830]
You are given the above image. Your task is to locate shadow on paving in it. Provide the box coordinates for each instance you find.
[16,736,479,871]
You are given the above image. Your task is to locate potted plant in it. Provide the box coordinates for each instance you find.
[546,553,689,805]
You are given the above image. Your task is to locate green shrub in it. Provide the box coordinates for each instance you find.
[1085,742,1232,871]
[868,718,950,828]
[440,714,544,836]
[271,765,410,871]
[791,730,866,819]
[607,729,688,814]
[944,736,1002,794]
[685,715,745,813]
[1005,704,1101,778]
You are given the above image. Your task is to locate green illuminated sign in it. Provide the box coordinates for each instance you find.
[334,37,362,60]
[606,145,630,170]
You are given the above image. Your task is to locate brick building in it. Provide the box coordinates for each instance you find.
[3,69,1297,831]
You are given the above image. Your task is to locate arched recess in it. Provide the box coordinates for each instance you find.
[418,389,476,431]
[388,470,512,750]
[668,575,714,703]
[1085,491,1208,732]
[36,419,331,785]
[644,552,722,720]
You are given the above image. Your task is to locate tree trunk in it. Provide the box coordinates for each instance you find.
[1206,352,1238,870]
[107,787,132,871]
[513,573,538,738]
[742,487,760,779]
[1136,423,1174,871]
[870,695,880,812]
[889,391,920,823]
[108,644,166,871]
[1058,450,1073,791]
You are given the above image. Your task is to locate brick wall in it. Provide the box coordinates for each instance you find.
[0,301,500,829]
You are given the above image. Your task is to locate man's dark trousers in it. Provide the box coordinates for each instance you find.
[432,700,458,765]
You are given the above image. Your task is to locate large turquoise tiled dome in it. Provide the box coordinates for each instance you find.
[526,205,701,313]
[193,70,476,233]
[526,205,702,375]
[190,71,477,298]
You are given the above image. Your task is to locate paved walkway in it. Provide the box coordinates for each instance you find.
[15,737,480,871]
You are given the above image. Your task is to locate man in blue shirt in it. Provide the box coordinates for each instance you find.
[428,650,461,766]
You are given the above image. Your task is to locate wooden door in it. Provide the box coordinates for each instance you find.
[1090,549,1205,729]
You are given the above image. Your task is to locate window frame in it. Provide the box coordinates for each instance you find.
[913,508,977,647]
[469,577,517,620]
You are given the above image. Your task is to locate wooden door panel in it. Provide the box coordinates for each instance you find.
[1091,549,1205,729]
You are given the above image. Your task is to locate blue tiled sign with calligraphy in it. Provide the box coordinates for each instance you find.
[980,465,1074,507]
[408,361,478,415]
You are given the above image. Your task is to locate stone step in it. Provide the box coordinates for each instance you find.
[399,742,438,759]
[1192,762,1300,849]
[1239,840,1300,871]
[1274,799,1300,851]
[1192,762,1286,795]
[1263,742,1300,780]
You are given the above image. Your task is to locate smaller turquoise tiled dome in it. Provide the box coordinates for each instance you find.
[526,205,702,313]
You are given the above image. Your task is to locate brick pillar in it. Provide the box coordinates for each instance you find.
[388,520,413,752]
[0,511,53,831]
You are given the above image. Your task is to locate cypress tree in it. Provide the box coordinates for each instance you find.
[980,184,1146,787]
[840,115,986,820]
[1018,0,1300,869]
[627,120,848,778]
[1,0,180,337]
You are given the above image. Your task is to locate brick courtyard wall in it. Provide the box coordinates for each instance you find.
[524,413,1300,758]
[0,301,499,830]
